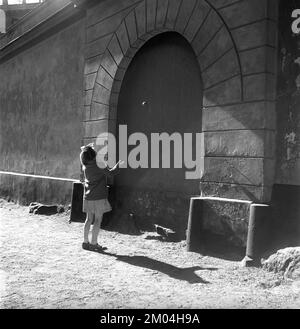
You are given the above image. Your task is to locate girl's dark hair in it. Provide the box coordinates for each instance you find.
[80,146,96,165]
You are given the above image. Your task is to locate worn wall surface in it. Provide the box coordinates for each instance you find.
[270,0,300,247]
[0,17,85,204]
[276,1,300,186]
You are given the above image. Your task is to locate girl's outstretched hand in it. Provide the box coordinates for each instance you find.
[117,160,125,167]
[110,160,124,171]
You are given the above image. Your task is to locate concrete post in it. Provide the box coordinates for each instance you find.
[69,181,86,223]
[241,203,270,266]
[186,197,203,252]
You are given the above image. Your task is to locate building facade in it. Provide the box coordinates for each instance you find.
[0,0,299,253]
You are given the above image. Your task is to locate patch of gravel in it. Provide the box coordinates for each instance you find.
[0,199,299,309]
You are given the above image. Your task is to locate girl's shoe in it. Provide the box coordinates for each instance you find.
[89,243,107,252]
[82,242,90,250]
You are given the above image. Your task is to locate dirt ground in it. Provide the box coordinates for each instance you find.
[0,199,299,309]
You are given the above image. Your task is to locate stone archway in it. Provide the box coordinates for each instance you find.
[81,0,279,246]
[84,0,242,141]
[82,0,242,233]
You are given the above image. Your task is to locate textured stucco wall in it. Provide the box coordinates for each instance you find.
[269,0,300,248]
[0,17,85,204]
[276,1,300,186]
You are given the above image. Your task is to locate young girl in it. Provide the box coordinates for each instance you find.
[80,143,122,252]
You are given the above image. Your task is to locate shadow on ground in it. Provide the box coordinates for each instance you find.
[194,231,246,262]
[93,250,218,284]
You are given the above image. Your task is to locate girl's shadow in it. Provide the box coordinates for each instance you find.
[97,251,218,284]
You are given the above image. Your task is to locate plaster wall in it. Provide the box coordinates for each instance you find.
[0,17,85,204]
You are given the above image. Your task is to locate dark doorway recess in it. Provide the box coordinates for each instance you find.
[115,32,203,236]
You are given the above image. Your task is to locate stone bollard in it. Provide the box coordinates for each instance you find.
[69,181,86,223]
[186,197,203,252]
[241,203,270,267]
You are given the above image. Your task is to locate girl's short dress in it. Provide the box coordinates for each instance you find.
[83,198,112,217]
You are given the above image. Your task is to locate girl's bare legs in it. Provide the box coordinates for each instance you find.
[83,212,93,243]
[91,215,103,245]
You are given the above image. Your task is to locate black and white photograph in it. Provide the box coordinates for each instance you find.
[0,0,299,321]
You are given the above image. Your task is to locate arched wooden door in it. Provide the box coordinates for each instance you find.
[115,32,203,235]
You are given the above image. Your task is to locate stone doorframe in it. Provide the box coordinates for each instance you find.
[83,0,278,204]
